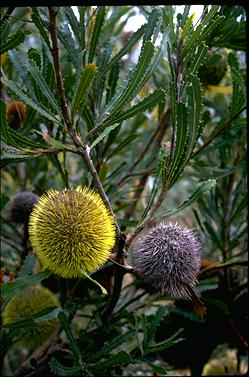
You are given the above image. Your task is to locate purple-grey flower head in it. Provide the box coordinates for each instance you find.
[7,191,40,224]
[132,222,202,298]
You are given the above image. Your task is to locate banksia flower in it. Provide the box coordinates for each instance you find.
[29,187,116,278]
[2,285,59,348]
[132,222,202,298]
[7,191,40,225]
[198,48,227,86]
[7,100,26,131]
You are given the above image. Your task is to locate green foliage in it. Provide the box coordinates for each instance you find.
[0,5,246,376]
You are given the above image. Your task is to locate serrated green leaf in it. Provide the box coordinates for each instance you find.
[1,270,52,310]
[2,306,61,329]
[86,329,136,363]
[201,5,220,26]
[79,268,107,295]
[2,78,62,125]
[71,64,98,120]
[106,89,166,127]
[63,7,81,44]
[27,59,62,115]
[17,255,37,277]
[0,21,11,46]
[31,10,51,47]
[201,15,225,42]
[49,358,81,377]
[147,306,168,344]
[3,122,47,150]
[168,101,188,186]
[187,42,208,76]
[91,351,131,370]
[97,41,155,126]
[169,75,203,187]
[0,29,27,54]
[91,123,121,149]
[160,179,216,219]
[88,6,106,63]
[0,100,12,145]
[58,311,86,371]
[181,23,203,60]
[143,8,161,43]
[145,328,184,354]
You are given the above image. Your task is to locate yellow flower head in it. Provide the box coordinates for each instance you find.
[29,186,116,278]
[2,285,59,348]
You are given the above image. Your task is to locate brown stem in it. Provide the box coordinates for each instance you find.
[191,106,246,158]
[48,7,121,238]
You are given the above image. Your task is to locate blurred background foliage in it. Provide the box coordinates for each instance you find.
[0,5,247,376]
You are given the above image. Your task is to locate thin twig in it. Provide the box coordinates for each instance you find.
[117,108,171,187]
[125,181,168,249]
[191,106,246,158]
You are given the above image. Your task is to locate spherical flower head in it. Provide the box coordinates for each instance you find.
[2,285,59,348]
[132,222,202,298]
[29,187,116,278]
[7,191,40,224]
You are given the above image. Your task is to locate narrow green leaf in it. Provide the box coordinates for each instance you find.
[63,7,81,44]
[31,10,51,47]
[71,64,98,120]
[141,148,168,221]
[79,268,107,295]
[106,62,120,104]
[147,306,168,343]
[91,351,131,370]
[169,74,203,187]
[180,13,194,41]
[0,21,11,46]
[0,100,13,145]
[160,179,216,219]
[1,270,52,309]
[187,42,208,76]
[181,23,202,60]
[106,89,166,126]
[106,134,138,161]
[58,311,86,370]
[201,16,225,42]
[50,358,81,377]
[0,29,27,54]
[88,6,106,63]
[27,59,62,115]
[101,24,146,76]
[168,101,188,185]
[2,78,62,125]
[82,104,94,131]
[97,41,155,126]
[143,8,161,42]
[91,123,121,149]
[145,328,184,354]
[3,307,61,329]
[17,255,37,277]
[86,329,136,363]
[201,5,220,26]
